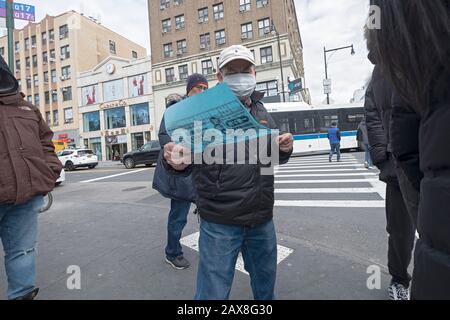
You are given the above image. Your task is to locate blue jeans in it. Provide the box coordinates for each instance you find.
[165,199,191,259]
[364,144,373,167]
[0,196,43,300]
[195,219,277,300]
[329,143,341,161]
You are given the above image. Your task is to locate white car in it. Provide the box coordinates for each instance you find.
[56,168,66,186]
[58,148,99,171]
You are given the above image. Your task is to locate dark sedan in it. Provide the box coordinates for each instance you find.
[122,140,161,169]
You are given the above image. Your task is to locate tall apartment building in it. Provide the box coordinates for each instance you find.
[0,11,147,146]
[148,0,306,128]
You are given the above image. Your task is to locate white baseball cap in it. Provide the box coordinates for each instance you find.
[218,45,255,70]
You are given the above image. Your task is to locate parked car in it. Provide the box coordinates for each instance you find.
[58,148,98,171]
[56,168,66,186]
[122,141,161,169]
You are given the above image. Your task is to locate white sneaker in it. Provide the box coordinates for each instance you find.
[388,282,410,300]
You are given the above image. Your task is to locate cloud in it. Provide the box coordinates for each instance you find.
[8,0,373,104]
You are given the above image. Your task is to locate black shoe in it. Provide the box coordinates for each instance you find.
[166,256,190,270]
[13,288,39,300]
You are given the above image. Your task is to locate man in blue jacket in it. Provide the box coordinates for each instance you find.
[328,122,341,162]
[153,74,209,270]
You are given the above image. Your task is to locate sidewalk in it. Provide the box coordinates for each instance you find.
[97,161,123,168]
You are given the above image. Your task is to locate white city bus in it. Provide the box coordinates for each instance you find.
[265,101,365,155]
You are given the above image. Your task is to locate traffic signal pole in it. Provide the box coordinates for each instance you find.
[6,0,15,72]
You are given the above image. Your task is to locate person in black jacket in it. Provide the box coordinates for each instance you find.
[163,45,294,300]
[364,63,416,300]
[369,0,450,299]
[153,75,209,270]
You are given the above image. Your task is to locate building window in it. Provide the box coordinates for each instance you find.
[32,55,38,68]
[34,94,40,106]
[33,74,39,87]
[53,110,59,126]
[51,70,57,83]
[31,35,37,48]
[129,74,148,97]
[42,51,48,64]
[105,107,126,129]
[50,49,56,60]
[130,103,150,126]
[46,112,51,125]
[44,71,49,83]
[213,3,224,20]
[198,7,208,23]
[160,0,170,10]
[25,57,30,68]
[165,68,175,82]
[109,40,116,54]
[27,95,32,103]
[42,32,47,45]
[49,29,54,42]
[260,46,273,64]
[60,45,70,60]
[82,85,98,105]
[258,18,271,36]
[175,15,185,30]
[163,43,173,58]
[179,64,188,80]
[131,133,145,151]
[62,86,72,101]
[15,41,20,52]
[240,0,251,13]
[64,107,74,124]
[15,60,20,71]
[257,80,278,97]
[103,79,124,102]
[26,78,31,89]
[202,60,214,75]
[83,111,101,132]
[162,18,171,33]
[24,38,30,50]
[176,39,187,56]
[59,24,69,39]
[52,90,58,103]
[45,91,50,104]
[0,47,3,56]
[200,33,210,49]
[241,22,253,40]
[257,0,269,8]
[132,51,138,59]
[215,29,226,46]
[61,66,71,80]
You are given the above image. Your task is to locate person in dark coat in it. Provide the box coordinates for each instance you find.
[368,0,450,299]
[153,74,209,270]
[163,45,294,300]
[357,118,373,168]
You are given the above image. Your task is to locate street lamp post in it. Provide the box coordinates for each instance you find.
[6,0,15,72]
[323,44,355,104]
[272,22,286,102]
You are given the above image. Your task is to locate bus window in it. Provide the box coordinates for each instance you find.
[320,114,339,131]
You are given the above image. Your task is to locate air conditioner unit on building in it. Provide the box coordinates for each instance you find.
[264,27,271,34]
[200,44,206,49]
[49,58,56,63]
[241,34,248,39]
[31,45,37,49]
[60,54,66,60]
[177,49,184,56]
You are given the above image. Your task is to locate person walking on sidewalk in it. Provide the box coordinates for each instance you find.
[153,74,209,270]
[163,45,294,300]
[357,118,373,169]
[327,122,341,162]
[0,55,62,300]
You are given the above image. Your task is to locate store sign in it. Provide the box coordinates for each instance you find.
[99,100,128,110]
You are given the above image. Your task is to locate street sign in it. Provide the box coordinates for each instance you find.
[323,79,332,86]
[0,1,35,22]
[288,78,303,94]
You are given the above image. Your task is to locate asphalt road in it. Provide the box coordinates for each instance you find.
[0,152,406,300]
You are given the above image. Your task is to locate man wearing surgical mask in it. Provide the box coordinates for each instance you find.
[164,45,294,300]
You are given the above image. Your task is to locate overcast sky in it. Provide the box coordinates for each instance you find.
[5,0,374,104]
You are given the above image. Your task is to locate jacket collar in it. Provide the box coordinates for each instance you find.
[0,92,26,105]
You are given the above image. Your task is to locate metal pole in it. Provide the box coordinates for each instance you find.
[277,31,286,102]
[6,0,15,72]
[324,47,329,105]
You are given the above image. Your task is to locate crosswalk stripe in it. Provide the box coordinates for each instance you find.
[278,164,365,169]
[275,168,373,173]
[275,200,385,208]
[275,179,379,184]
[275,173,378,178]
[275,188,376,194]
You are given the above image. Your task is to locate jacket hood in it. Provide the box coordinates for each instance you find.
[0,55,19,97]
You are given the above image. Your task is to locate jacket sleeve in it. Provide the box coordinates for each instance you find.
[337,130,341,141]
[390,93,422,191]
[364,80,388,167]
[158,115,172,148]
[37,110,63,179]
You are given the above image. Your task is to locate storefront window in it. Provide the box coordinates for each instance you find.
[105,107,126,129]
[83,111,101,132]
[131,132,145,151]
[130,103,150,126]
[89,137,102,160]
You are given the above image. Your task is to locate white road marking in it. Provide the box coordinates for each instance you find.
[275,188,377,194]
[180,232,294,275]
[275,173,378,178]
[275,179,379,184]
[275,168,373,173]
[275,200,385,208]
[278,164,365,169]
[80,168,150,183]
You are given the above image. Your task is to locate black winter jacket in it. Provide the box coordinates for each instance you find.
[163,91,292,226]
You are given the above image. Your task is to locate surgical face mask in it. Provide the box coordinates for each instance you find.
[223,73,257,101]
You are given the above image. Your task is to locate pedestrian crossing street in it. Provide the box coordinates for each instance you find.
[274,154,386,208]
